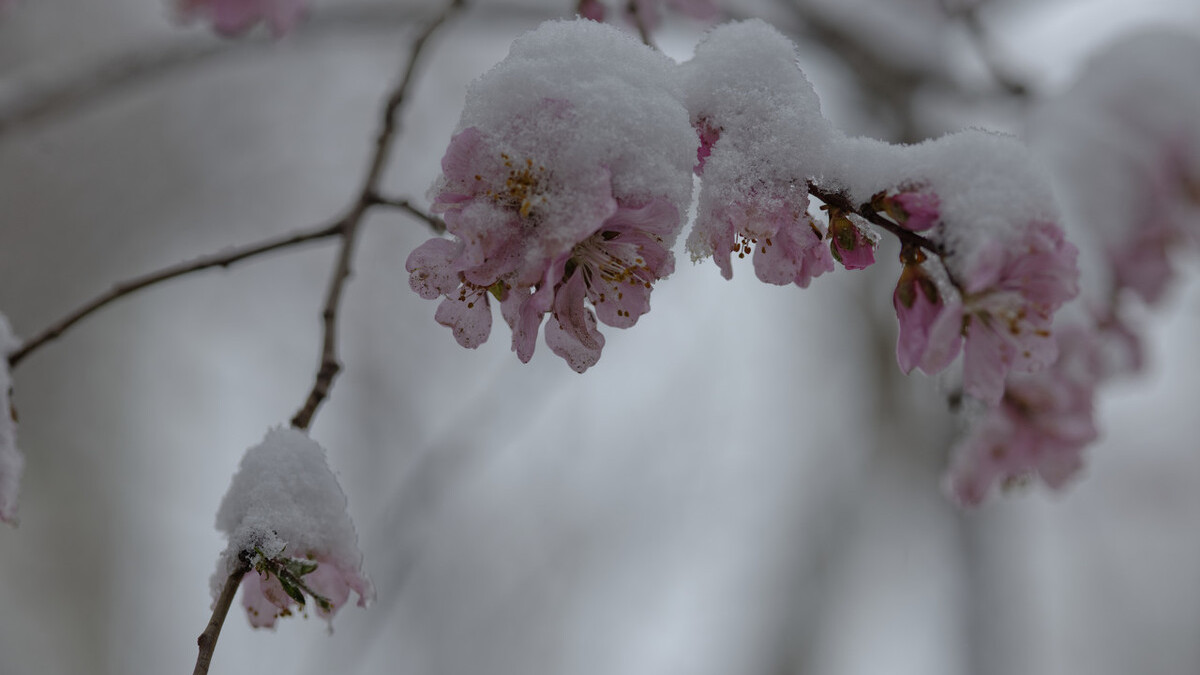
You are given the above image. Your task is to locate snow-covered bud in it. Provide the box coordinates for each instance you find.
[893,246,961,375]
[872,189,940,232]
[682,20,837,288]
[826,206,877,270]
[212,427,372,629]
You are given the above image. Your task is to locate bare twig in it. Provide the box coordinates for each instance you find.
[366,194,445,233]
[0,3,480,139]
[289,0,465,431]
[6,219,345,369]
[955,3,1031,98]
[192,557,251,675]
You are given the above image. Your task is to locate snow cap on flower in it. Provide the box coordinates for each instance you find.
[212,427,372,628]
[830,131,1079,401]
[178,0,305,37]
[410,20,694,371]
[0,314,22,526]
[682,20,837,286]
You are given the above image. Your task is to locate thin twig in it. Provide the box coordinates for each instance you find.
[806,183,943,255]
[192,557,251,675]
[366,194,445,233]
[956,4,1031,98]
[6,219,345,369]
[289,0,465,431]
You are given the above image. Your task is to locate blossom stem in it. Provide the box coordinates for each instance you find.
[289,0,465,431]
[192,557,251,675]
[365,193,446,233]
[807,181,967,291]
[6,220,346,369]
[807,182,942,255]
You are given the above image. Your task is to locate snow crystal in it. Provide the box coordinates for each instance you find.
[212,427,371,625]
[0,314,21,526]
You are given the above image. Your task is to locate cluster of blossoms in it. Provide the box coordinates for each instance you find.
[0,315,22,526]
[407,20,695,372]
[937,29,1200,505]
[213,427,372,628]
[408,19,1085,504]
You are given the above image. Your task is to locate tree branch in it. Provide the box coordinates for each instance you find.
[289,0,465,431]
[806,182,944,256]
[366,194,445,233]
[6,219,345,369]
[192,557,251,675]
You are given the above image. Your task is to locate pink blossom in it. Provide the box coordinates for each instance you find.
[1106,146,1198,305]
[892,249,961,375]
[213,428,372,629]
[410,123,683,372]
[945,326,1101,506]
[698,195,834,288]
[178,0,305,36]
[956,220,1080,404]
[578,0,605,21]
[875,189,940,232]
[241,553,372,629]
[544,198,679,372]
[826,207,877,270]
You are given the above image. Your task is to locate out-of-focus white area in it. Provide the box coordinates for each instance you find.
[0,1,1198,674]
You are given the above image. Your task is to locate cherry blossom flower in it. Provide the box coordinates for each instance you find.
[892,246,961,375]
[682,21,837,287]
[954,220,1080,404]
[178,0,305,37]
[874,188,940,232]
[825,206,877,270]
[696,194,834,287]
[212,427,372,628]
[945,326,1101,506]
[408,20,693,371]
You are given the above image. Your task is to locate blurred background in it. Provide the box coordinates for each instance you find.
[1,0,1199,673]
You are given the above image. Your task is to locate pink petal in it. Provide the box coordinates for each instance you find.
[434,292,492,349]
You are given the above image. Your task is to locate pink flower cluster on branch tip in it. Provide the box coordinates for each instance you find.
[894,218,1079,405]
[408,20,694,372]
[213,427,372,629]
[178,0,305,37]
